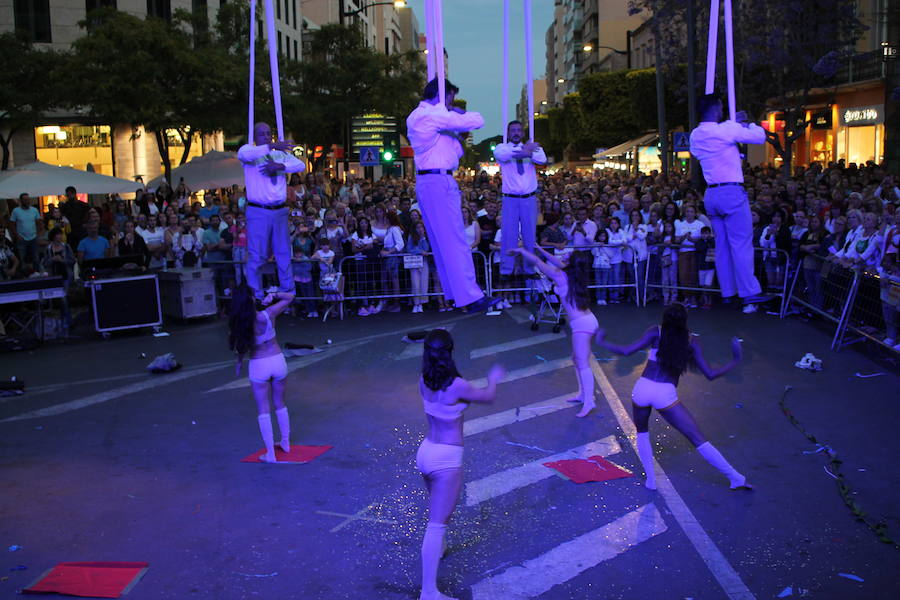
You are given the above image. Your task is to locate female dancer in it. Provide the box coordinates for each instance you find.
[593,303,751,490]
[229,284,295,463]
[417,329,504,600]
[510,247,597,417]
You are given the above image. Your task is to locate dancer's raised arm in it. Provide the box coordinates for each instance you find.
[594,326,658,356]
[691,337,742,381]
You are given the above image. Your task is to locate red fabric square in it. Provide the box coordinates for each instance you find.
[543,455,634,484]
[23,561,148,598]
[240,445,332,463]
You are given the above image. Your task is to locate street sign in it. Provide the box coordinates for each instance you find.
[672,132,690,153]
[359,146,380,167]
[882,42,897,61]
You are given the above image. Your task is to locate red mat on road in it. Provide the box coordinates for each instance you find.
[543,455,634,484]
[240,445,332,463]
[23,561,148,598]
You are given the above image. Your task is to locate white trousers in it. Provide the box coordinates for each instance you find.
[703,186,762,298]
[500,195,537,275]
[417,175,483,306]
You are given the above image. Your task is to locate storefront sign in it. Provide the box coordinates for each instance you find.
[811,111,832,129]
[840,105,884,127]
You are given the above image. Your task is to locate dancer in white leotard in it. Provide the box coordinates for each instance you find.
[510,247,598,417]
[594,303,752,490]
[228,284,295,463]
[416,329,504,600]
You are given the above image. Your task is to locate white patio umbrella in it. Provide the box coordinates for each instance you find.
[148,150,245,191]
[0,161,140,198]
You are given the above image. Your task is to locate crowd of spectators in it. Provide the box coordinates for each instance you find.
[0,160,897,346]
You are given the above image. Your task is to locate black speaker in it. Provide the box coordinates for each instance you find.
[90,275,162,332]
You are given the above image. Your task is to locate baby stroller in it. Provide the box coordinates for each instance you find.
[528,270,565,333]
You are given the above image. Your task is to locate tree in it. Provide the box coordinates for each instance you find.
[0,33,65,170]
[280,24,424,171]
[65,9,243,182]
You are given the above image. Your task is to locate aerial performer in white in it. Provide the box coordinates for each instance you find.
[689,0,769,314]
[407,0,499,314]
[239,0,305,300]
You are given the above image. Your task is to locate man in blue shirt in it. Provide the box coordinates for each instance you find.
[10,193,41,272]
[76,222,110,264]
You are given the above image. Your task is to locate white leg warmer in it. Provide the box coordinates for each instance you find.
[275,406,290,452]
[576,367,596,417]
[257,413,276,462]
[420,521,447,596]
[697,441,746,488]
[636,432,657,490]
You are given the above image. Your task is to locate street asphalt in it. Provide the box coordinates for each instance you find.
[1,302,898,599]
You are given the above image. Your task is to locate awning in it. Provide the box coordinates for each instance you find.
[593,133,659,159]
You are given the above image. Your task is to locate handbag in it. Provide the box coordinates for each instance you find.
[319,269,342,292]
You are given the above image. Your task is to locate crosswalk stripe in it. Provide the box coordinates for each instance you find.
[505,306,535,324]
[590,358,757,600]
[469,357,573,388]
[470,502,667,600]
[463,392,577,437]
[464,435,621,507]
[205,342,364,393]
[469,332,564,359]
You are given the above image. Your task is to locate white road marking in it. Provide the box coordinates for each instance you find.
[469,332,564,359]
[205,342,365,393]
[464,435,621,507]
[590,358,757,600]
[506,306,535,324]
[469,357,573,388]
[463,392,577,437]
[316,503,397,533]
[470,502,668,600]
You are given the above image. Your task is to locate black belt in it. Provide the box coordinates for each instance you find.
[247,201,286,210]
[503,191,536,198]
[707,182,743,188]
[416,169,454,176]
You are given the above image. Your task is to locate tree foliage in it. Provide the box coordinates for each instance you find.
[0,33,66,170]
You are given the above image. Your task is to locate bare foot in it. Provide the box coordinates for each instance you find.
[279,439,290,453]
[259,452,278,463]
[576,401,595,418]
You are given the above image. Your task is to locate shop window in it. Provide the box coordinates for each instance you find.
[14,0,52,43]
[34,125,114,176]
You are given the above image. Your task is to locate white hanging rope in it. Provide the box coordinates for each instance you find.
[248,0,256,141]
[501,0,510,143]
[264,0,285,140]
[704,0,736,120]
[424,0,435,80]
[524,0,534,141]
[723,0,736,121]
[704,0,719,95]
[432,0,446,107]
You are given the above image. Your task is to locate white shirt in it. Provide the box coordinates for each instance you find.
[495,142,547,195]
[675,219,704,253]
[689,120,766,184]
[568,219,597,248]
[383,225,405,253]
[237,144,306,205]
[139,226,164,247]
[406,101,484,170]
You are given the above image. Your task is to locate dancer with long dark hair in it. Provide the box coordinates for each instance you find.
[229,284,295,463]
[510,247,598,417]
[416,329,504,600]
[593,303,751,490]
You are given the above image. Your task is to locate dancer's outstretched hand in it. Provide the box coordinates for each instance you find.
[595,328,607,344]
[730,337,743,360]
[488,364,507,384]
[269,140,295,152]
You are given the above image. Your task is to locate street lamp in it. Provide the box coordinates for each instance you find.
[342,0,406,18]
[581,44,630,69]
[583,43,593,52]
[557,77,565,84]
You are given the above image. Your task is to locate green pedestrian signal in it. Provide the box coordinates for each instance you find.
[381,149,394,163]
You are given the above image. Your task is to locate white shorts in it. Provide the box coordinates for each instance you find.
[632,377,680,411]
[416,438,464,475]
[569,312,599,335]
[248,353,288,383]
[699,269,715,287]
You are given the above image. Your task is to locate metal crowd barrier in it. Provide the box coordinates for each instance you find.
[642,244,791,314]
[488,244,642,307]
[834,268,899,353]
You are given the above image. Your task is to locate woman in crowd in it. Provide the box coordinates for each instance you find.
[379,210,406,313]
[674,204,703,307]
[371,203,391,245]
[416,328,504,600]
[350,217,380,317]
[759,209,792,289]
[594,303,750,490]
[606,216,627,304]
[510,247,598,418]
[660,221,679,305]
[406,221,431,313]
[461,205,481,251]
[592,229,614,306]
[229,285,295,463]
[798,215,829,309]
[290,216,318,319]
[628,208,650,304]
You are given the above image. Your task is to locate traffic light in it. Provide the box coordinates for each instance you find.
[382,132,400,165]
[380,148,394,163]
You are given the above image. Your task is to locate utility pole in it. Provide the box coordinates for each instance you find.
[686,0,700,188]
[653,14,669,174]
[883,4,900,173]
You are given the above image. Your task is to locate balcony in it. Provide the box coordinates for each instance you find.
[833,50,887,85]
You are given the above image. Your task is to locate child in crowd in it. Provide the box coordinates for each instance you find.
[694,226,716,309]
[592,229,614,306]
[660,221,679,305]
